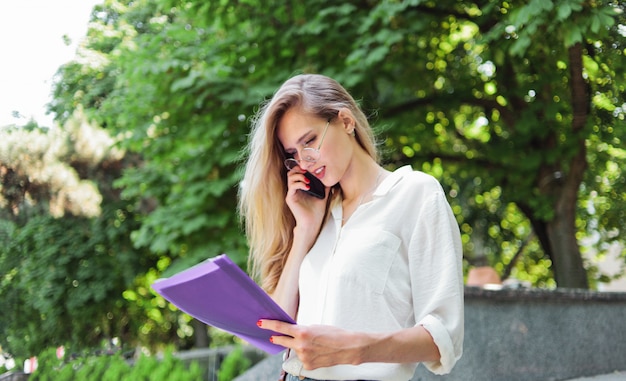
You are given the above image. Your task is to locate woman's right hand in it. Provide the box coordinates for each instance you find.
[285,167,328,236]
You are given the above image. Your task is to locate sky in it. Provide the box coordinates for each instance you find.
[0,0,102,128]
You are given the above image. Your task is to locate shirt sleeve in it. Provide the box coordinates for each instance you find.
[409,185,464,374]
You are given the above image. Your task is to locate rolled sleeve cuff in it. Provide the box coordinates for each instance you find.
[418,314,460,375]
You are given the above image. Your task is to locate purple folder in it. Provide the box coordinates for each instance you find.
[152,254,295,354]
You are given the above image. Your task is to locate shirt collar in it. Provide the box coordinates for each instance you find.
[373,165,412,197]
[331,165,413,223]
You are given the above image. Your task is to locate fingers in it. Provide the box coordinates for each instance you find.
[286,168,311,195]
[257,319,295,336]
[258,321,345,370]
[257,319,296,349]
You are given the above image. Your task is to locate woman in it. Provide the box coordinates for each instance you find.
[239,74,463,381]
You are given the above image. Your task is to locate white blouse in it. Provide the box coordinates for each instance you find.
[283,166,464,381]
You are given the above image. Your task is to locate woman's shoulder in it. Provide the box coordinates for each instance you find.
[392,165,443,191]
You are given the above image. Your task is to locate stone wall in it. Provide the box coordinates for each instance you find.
[235,287,626,381]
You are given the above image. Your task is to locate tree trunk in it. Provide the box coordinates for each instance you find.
[192,319,210,348]
[545,43,590,289]
[546,157,589,289]
[530,150,589,288]
[546,221,588,288]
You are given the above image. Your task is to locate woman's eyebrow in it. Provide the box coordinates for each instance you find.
[296,131,313,146]
[284,130,314,152]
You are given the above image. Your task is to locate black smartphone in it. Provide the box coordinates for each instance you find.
[302,171,325,199]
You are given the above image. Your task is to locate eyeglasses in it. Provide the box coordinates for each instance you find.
[284,119,331,170]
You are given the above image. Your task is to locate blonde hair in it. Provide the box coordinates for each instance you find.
[239,74,378,292]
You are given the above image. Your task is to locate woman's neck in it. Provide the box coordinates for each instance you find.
[340,154,381,201]
[339,159,384,224]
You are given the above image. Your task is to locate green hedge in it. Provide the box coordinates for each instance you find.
[217,346,251,381]
[29,348,202,381]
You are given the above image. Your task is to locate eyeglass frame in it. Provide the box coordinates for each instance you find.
[283,118,331,171]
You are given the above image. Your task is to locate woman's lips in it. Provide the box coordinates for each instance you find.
[313,166,325,179]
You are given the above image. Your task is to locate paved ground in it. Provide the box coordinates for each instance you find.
[567,372,626,381]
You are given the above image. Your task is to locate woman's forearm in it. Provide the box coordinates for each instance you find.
[258,321,441,370]
[357,325,441,365]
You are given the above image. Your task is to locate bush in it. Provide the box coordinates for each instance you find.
[29,348,202,381]
[217,346,251,381]
[29,348,62,381]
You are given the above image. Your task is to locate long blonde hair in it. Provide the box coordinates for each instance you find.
[239,74,378,292]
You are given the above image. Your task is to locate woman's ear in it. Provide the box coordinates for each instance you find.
[337,107,356,135]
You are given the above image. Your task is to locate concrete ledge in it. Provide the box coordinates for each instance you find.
[236,287,626,381]
[0,373,28,381]
[464,286,626,302]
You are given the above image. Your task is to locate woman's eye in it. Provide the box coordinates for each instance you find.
[304,137,316,147]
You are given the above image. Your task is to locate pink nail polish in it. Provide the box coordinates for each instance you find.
[269,336,274,343]
[257,320,262,327]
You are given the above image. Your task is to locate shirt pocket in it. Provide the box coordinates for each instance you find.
[333,229,401,295]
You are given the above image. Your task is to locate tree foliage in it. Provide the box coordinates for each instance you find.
[51,0,251,272]
[53,0,624,287]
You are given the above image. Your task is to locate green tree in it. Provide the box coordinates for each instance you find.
[49,0,624,294]
[51,0,250,273]
[0,113,166,357]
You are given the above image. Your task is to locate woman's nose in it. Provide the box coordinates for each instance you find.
[297,157,314,171]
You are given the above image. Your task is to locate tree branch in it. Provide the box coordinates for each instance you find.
[501,231,535,281]
[568,43,589,133]
[405,1,501,34]
[384,93,513,126]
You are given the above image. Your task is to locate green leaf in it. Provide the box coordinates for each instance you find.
[564,25,583,46]
[366,45,390,66]
[591,14,602,34]
[557,3,572,21]
[510,35,532,56]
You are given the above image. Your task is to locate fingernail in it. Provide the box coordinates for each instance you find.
[269,336,274,343]
[304,177,310,184]
[257,320,262,327]
[305,185,311,190]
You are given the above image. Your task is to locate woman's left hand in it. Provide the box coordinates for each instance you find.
[258,319,364,370]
